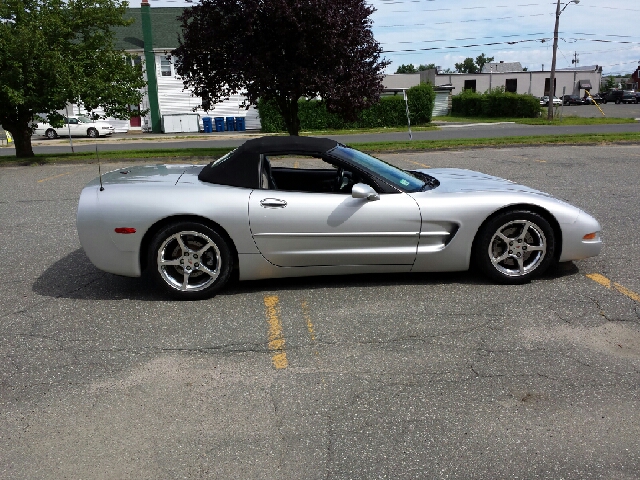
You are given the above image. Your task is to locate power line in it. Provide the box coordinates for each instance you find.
[381,37,640,53]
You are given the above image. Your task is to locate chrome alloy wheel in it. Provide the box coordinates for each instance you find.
[488,220,547,277]
[156,230,221,292]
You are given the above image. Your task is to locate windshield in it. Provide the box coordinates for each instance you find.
[330,146,425,192]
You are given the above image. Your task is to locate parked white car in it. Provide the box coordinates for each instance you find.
[34,116,115,139]
[539,96,562,107]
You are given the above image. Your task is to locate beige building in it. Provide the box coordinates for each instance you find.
[384,64,603,99]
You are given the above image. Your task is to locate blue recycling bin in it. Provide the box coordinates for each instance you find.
[214,117,225,132]
[202,117,212,133]
[235,117,246,131]
[226,117,235,131]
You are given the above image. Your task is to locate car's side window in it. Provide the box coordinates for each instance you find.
[263,154,369,194]
[68,118,78,125]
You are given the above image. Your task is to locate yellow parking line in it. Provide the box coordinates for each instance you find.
[293,160,300,169]
[263,295,289,369]
[37,165,90,183]
[301,300,316,342]
[586,273,640,302]
[37,171,74,183]
[406,160,431,169]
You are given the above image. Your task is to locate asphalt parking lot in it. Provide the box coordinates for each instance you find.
[1,144,639,478]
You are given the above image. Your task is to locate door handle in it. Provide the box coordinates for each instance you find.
[260,198,287,208]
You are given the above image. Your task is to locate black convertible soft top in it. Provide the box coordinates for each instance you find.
[198,136,339,188]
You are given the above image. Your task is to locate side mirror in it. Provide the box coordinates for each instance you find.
[352,183,380,201]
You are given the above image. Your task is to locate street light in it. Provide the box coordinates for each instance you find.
[548,0,580,120]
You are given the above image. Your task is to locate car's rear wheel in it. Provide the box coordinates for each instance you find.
[87,128,99,138]
[148,222,232,300]
[45,129,57,139]
[473,210,556,284]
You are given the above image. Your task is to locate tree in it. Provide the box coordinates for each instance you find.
[475,53,494,73]
[174,0,389,136]
[455,58,478,74]
[0,0,146,158]
[396,64,417,74]
[418,63,437,71]
[455,53,495,74]
[395,64,436,74]
[602,76,617,92]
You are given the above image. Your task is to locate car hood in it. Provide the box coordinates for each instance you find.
[414,168,551,196]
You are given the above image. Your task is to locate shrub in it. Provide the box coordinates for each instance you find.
[257,83,436,132]
[451,88,540,118]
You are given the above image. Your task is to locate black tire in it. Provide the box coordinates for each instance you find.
[615,99,621,105]
[45,129,57,139]
[473,210,556,285]
[87,128,99,138]
[602,99,607,104]
[148,222,233,300]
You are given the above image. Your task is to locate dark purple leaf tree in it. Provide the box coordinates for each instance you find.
[174,0,389,136]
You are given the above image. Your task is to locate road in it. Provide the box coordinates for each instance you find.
[1,144,639,478]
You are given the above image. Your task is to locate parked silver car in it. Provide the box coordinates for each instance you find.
[77,137,602,299]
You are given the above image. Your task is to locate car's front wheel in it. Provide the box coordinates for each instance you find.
[45,129,57,139]
[148,222,233,300]
[473,210,556,284]
[87,128,99,138]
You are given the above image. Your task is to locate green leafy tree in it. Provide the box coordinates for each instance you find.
[396,64,417,74]
[455,58,478,74]
[455,54,496,74]
[602,76,617,92]
[175,0,388,136]
[0,0,146,158]
[396,63,436,74]
[475,53,494,73]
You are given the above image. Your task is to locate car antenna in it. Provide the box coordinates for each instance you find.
[96,143,104,191]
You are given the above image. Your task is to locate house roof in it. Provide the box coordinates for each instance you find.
[481,62,523,73]
[113,7,185,51]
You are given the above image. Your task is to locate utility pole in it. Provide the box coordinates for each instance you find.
[572,52,579,67]
[548,0,580,121]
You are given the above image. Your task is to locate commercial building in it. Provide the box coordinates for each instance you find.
[384,63,603,103]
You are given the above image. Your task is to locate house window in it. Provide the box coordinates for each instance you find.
[505,78,517,93]
[160,56,172,77]
[463,80,476,92]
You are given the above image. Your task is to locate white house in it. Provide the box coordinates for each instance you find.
[105,2,259,133]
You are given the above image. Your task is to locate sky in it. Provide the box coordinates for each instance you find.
[143,0,640,76]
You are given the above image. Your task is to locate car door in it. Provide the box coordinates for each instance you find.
[248,185,421,268]
[59,117,80,136]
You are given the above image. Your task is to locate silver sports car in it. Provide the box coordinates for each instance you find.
[77,136,602,299]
